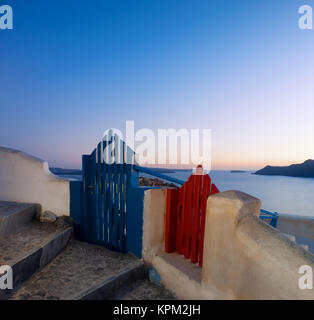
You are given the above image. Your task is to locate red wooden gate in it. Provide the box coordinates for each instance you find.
[165,166,219,266]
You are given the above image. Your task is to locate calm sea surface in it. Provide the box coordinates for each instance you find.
[165,170,314,217]
[58,170,314,217]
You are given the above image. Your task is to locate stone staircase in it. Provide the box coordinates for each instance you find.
[0,201,175,300]
[11,239,176,300]
[0,201,72,299]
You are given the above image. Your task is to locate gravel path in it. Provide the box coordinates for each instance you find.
[11,239,176,300]
[0,220,69,266]
[117,279,176,300]
[11,239,142,300]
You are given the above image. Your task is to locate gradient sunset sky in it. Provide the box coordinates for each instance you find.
[1,0,313,170]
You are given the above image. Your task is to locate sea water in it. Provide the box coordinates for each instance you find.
[57,169,314,217]
[164,170,314,217]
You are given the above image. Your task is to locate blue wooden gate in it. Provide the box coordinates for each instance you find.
[70,134,185,258]
[70,134,149,257]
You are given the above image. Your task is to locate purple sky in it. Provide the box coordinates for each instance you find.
[1,0,313,169]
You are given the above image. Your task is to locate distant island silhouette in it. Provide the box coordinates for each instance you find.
[230,170,246,173]
[254,160,314,178]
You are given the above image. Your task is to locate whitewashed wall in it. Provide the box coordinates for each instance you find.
[142,189,314,300]
[277,214,314,253]
[0,147,70,216]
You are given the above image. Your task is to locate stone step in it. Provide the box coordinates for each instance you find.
[0,220,72,299]
[0,201,40,238]
[80,261,146,300]
[11,239,176,300]
[115,279,177,300]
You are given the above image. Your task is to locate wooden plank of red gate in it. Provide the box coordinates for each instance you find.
[164,189,171,253]
[190,173,202,263]
[184,175,195,259]
[175,183,186,255]
[165,188,179,253]
[198,175,211,267]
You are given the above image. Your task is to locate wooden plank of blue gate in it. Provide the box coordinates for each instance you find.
[125,164,132,253]
[107,163,113,249]
[118,164,126,252]
[82,154,95,243]
[95,143,101,244]
[99,142,105,245]
[101,162,105,244]
[95,162,99,244]
[70,180,83,240]
[125,164,144,258]
[112,163,119,249]
[81,155,88,242]
[126,187,145,258]
[90,149,98,244]
[122,163,127,252]
[102,163,108,246]
[98,142,105,244]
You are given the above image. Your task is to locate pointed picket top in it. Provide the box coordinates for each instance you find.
[94,130,136,165]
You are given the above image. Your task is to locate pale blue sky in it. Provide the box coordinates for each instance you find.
[0,0,313,169]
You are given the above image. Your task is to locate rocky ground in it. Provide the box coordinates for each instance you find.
[139,177,178,188]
